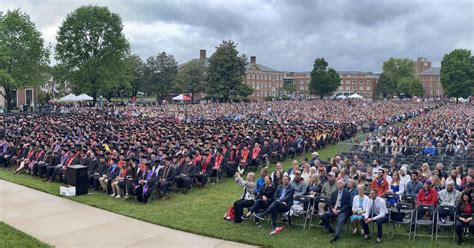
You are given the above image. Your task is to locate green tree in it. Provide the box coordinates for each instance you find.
[375,73,397,98]
[440,49,474,99]
[281,83,296,96]
[55,5,130,102]
[205,40,249,101]
[127,55,145,98]
[0,9,49,111]
[144,52,178,103]
[175,60,206,103]
[396,76,424,97]
[309,58,340,99]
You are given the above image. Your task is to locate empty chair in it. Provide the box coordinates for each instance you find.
[413,204,436,240]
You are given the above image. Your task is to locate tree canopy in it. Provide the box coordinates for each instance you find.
[440,49,473,98]
[205,40,249,101]
[0,9,49,111]
[309,58,340,98]
[143,52,178,103]
[381,58,422,97]
[175,60,206,103]
[55,5,130,101]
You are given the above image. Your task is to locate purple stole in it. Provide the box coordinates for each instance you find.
[142,170,154,195]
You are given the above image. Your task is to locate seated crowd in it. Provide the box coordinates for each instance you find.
[228,103,473,245]
[2,99,470,245]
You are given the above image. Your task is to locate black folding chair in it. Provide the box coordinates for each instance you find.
[306,195,330,229]
[414,204,435,240]
[390,202,414,239]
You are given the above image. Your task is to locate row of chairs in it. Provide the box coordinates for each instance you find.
[283,193,465,242]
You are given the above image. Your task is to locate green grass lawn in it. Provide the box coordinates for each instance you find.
[0,144,456,247]
[0,222,52,248]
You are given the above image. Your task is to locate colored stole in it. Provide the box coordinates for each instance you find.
[252,147,261,159]
[214,155,223,169]
[142,170,154,195]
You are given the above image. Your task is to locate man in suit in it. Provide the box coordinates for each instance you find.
[255,175,294,235]
[321,179,351,243]
[362,189,389,244]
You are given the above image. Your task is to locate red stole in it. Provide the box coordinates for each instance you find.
[240,149,249,162]
[214,155,223,169]
[66,152,79,166]
[252,147,261,159]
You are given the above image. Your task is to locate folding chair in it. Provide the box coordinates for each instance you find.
[413,204,435,240]
[435,205,456,242]
[289,195,312,228]
[390,202,414,239]
[383,192,399,209]
[307,195,330,229]
[401,194,416,208]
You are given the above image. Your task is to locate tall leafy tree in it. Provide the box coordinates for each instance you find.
[382,58,419,96]
[375,73,397,98]
[55,5,130,102]
[0,9,49,111]
[440,49,473,98]
[175,60,206,103]
[144,52,178,103]
[127,55,145,98]
[396,76,424,97]
[309,58,340,99]
[205,40,248,101]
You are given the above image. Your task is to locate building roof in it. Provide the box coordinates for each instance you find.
[246,63,282,73]
[419,67,440,76]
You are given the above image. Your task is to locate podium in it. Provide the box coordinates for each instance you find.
[66,165,88,195]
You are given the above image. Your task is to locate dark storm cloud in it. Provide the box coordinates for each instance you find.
[2,0,473,72]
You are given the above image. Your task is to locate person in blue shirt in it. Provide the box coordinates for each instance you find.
[422,142,436,156]
[405,171,423,195]
[255,168,268,194]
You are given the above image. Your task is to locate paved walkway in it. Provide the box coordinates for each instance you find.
[0,180,257,248]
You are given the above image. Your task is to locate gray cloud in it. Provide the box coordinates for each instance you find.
[3,0,473,72]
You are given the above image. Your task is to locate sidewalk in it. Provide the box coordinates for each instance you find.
[0,180,257,248]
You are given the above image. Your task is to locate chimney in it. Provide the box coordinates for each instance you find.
[250,56,256,64]
[200,49,206,61]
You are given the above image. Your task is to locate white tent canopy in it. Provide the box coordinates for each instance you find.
[348,93,364,99]
[76,93,93,101]
[335,95,347,100]
[172,94,191,101]
[58,93,94,102]
[59,93,77,102]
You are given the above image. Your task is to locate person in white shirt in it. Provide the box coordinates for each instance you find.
[399,165,411,190]
[362,189,389,244]
[351,185,370,235]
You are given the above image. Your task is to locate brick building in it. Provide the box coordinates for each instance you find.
[243,56,285,100]
[0,87,38,110]
[283,72,310,96]
[335,71,379,98]
[414,57,443,97]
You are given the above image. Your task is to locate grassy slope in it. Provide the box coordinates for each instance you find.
[0,222,52,248]
[0,144,453,247]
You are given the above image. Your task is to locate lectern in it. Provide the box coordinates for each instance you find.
[66,165,88,195]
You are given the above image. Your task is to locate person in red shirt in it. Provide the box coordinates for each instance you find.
[416,179,438,206]
[415,179,439,223]
[371,169,389,197]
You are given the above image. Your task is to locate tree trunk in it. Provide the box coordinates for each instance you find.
[4,87,13,112]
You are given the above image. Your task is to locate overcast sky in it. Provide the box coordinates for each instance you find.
[3,0,473,72]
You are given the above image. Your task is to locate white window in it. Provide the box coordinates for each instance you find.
[345,80,350,84]
[247,74,250,79]
[300,80,304,86]
[252,74,255,80]
[366,86,370,90]
[338,86,343,90]
[345,85,350,90]
[359,86,364,91]
[257,74,260,80]
[352,86,357,90]
[366,80,371,85]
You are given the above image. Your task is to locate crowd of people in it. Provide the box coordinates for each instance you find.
[228,103,473,245]
[2,99,472,244]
